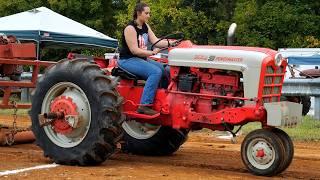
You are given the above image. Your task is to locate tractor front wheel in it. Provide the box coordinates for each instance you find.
[31,59,123,165]
[121,120,188,156]
[241,129,285,176]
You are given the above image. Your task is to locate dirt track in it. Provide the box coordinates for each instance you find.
[0,115,320,179]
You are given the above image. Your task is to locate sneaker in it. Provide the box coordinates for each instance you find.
[137,106,158,115]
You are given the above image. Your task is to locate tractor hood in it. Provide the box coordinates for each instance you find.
[168,45,278,101]
[168,46,276,71]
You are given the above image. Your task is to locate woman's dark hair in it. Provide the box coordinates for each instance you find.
[133,2,149,20]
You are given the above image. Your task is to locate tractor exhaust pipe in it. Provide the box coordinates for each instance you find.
[227,23,237,46]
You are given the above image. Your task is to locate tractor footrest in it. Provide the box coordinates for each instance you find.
[124,111,160,119]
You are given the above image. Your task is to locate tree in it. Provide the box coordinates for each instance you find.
[1,0,319,49]
[48,0,117,37]
[233,0,320,49]
[115,0,220,45]
[181,0,236,44]
[0,0,49,16]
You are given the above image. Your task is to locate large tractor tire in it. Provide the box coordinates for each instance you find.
[30,59,123,165]
[121,120,188,156]
[241,129,286,176]
[301,96,311,116]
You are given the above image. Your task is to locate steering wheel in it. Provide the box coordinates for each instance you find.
[150,32,184,51]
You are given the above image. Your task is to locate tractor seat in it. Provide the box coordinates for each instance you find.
[111,66,140,81]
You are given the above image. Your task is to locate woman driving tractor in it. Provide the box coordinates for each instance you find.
[119,2,174,115]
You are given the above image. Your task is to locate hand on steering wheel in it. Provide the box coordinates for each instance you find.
[151,48,161,55]
[150,32,184,51]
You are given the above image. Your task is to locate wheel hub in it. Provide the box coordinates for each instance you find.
[50,96,78,134]
[251,141,273,165]
[41,82,91,148]
[256,149,265,158]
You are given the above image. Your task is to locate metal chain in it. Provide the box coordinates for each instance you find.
[4,101,19,145]
[12,101,18,134]
[10,100,31,132]
[4,101,30,145]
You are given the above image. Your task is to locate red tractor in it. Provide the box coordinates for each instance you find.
[30,33,302,176]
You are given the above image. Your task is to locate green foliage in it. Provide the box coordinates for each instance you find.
[0,0,319,50]
[234,0,320,49]
[180,0,236,45]
[241,116,320,141]
[0,0,49,16]
[47,0,117,37]
[114,0,234,45]
[0,109,29,115]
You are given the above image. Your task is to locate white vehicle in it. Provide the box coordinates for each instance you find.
[279,48,320,115]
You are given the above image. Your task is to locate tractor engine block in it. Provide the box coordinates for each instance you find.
[177,68,243,113]
[197,68,241,96]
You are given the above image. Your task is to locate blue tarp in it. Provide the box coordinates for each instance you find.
[287,54,320,65]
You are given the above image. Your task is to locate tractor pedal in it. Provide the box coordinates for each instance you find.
[124,111,160,119]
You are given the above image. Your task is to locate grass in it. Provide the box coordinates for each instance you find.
[242,116,320,141]
[0,108,29,115]
[0,96,30,115]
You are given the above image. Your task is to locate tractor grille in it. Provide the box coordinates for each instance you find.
[262,65,285,103]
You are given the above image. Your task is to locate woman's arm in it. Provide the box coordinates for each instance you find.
[124,26,160,57]
[147,24,174,48]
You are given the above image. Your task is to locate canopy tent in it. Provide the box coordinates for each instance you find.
[0,7,118,58]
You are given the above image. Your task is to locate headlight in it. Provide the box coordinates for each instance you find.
[274,53,283,66]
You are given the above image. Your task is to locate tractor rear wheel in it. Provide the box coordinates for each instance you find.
[241,129,285,176]
[31,59,123,165]
[271,128,294,174]
[282,96,311,116]
[121,120,188,155]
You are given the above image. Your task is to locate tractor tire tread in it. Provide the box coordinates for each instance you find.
[271,128,294,174]
[122,126,188,156]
